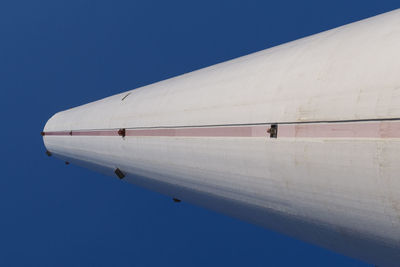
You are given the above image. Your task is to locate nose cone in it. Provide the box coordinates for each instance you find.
[40,99,122,178]
[41,111,66,153]
[41,113,56,154]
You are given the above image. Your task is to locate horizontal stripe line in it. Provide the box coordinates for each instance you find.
[42,120,400,138]
[42,117,400,132]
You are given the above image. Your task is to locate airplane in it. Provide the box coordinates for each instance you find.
[42,9,400,266]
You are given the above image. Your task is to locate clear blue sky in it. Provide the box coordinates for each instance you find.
[1,1,397,266]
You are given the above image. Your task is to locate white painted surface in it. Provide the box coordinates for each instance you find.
[44,9,400,266]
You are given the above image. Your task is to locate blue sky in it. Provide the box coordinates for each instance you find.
[1,1,398,266]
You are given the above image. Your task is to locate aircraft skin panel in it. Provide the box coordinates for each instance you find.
[44,133,400,266]
[43,9,400,266]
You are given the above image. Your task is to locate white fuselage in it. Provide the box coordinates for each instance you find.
[43,9,400,266]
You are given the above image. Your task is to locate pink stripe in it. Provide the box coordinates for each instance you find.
[44,130,118,136]
[72,130,118,136]
[126,126,269,137]
[278,121,400,138]
[44,131,71,136]
[42,121,400,138]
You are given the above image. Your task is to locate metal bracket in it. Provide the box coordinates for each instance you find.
[118,128,126,137]
[114,168,125,179]
[267,124,278,138]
